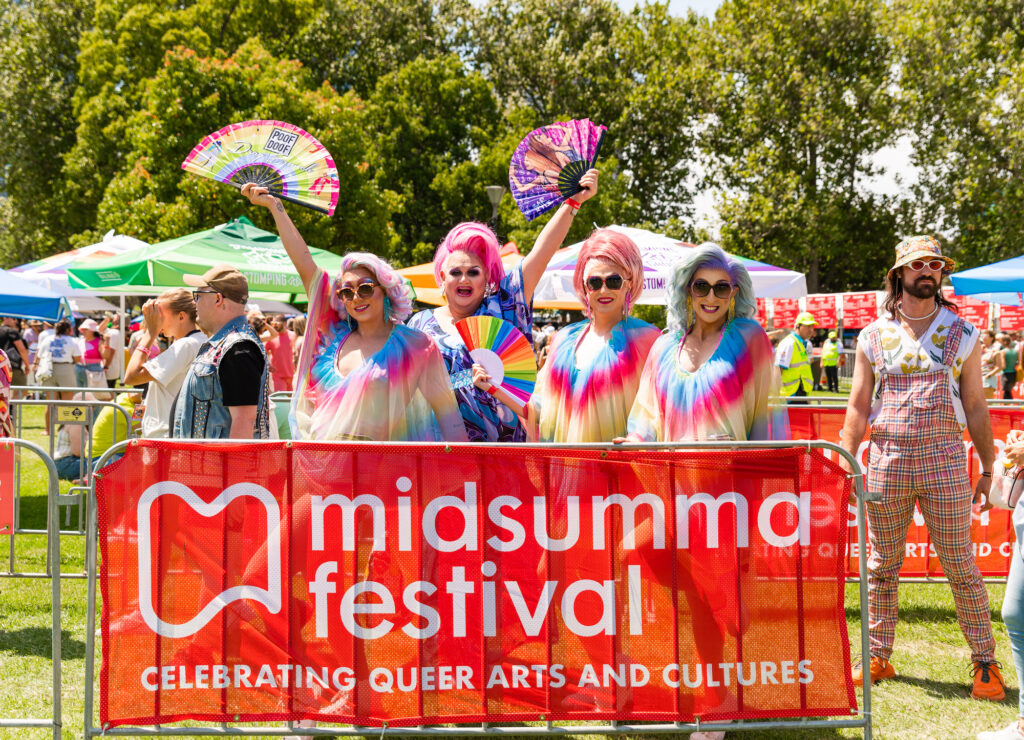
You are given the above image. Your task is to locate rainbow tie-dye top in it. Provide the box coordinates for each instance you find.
[529,317,661,443]
[627,317,788,442]
[290,269,467,442]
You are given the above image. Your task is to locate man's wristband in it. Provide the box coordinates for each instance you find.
[486,385,499,397]
[980,471,992,478]
[565,198,581,211]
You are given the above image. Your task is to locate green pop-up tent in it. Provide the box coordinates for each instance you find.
[66,217,342,301]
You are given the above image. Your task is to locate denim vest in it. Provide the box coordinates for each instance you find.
[172,315,270,439]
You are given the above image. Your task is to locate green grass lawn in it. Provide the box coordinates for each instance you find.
[0,404,1019,739]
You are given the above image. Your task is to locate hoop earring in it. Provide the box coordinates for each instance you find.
[728,298,735,322]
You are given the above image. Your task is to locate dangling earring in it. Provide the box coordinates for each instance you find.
[383,295,392,321]
[583,297,591,319]
[483,283,494,299]
[623,290,632,318]
[347,314,358,331]
[728,298,735,322]
[685,295,694,328]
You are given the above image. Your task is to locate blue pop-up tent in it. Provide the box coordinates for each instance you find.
[0,270,72,321]
[950,255,1024,306]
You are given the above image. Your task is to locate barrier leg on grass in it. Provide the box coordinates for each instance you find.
[0,438,62,739]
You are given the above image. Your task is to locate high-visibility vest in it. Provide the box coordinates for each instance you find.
[821,339,840,367]
[778,333,814,396]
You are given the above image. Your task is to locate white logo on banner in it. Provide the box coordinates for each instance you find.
[136,481,282,638]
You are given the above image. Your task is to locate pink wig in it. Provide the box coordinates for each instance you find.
[329,252,414,323]
[572,228,645,316]
[433,222,505,294]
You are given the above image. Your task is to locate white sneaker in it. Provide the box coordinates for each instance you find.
[978,722,1024,740]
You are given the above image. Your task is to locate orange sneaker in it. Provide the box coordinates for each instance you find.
[972,661,1007,701]
[852,656,896,686]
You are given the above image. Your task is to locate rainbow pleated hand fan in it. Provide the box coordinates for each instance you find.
[452,316,536,403]
[181,120,339,216]
[509,118,606,220]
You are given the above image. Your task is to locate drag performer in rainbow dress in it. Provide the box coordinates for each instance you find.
[408,169,598,442]
[626,243,786,442]
[474,228,660,442]
[242,184,467,443]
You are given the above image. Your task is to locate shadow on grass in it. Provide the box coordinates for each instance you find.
[0,627,85,659]
[886,672,1019,705]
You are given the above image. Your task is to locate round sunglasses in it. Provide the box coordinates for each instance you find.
[336,282,378,302]
[585,274,624,291]
[690,280,734,299]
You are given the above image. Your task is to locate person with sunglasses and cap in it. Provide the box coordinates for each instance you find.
[473,227,660,442]
[171,264,272,439]
[775,311,818,403]
[240,184,467,442]
[839,235,1003,700]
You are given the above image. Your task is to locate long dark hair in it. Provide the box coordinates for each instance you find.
[883,268,957,317]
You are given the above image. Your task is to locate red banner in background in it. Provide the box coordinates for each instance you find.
[841,292,878,329]
[999,305,1024,331]
[756,298,767,327]
[805,296,837,328]
[787,405,1024,577]
[771,298,800,329]
[943,288,990,330]
[97,441,856,729]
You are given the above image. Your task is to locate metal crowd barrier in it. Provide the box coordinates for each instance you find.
[10,391,136,542]
[83,439,873,739]
[0,438,62,739]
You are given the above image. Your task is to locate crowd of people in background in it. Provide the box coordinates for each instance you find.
[6,197,1024,739]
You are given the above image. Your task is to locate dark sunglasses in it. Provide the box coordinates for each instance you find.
[336,282,378,302]
[585,274,624,292]
[191,289,220,302]
[690,280,734,299]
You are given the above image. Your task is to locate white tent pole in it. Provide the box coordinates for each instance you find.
[120,293,126,385]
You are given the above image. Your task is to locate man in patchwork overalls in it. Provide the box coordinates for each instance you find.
[841,235,1003,699]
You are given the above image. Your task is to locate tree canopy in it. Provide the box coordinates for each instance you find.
[1,0,1020,292]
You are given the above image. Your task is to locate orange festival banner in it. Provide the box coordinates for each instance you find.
[97,441,856,728]
[787,405,1024,578]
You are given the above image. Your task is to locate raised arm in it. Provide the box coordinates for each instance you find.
[124,300,161,386]
[240,183,319,294]
[520,169,599,303]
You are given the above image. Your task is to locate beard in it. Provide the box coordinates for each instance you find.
[903,276,938,300]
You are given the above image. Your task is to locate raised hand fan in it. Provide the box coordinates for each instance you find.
[450,316,537,403]
[509,118,606,221]
[181,120,340,216]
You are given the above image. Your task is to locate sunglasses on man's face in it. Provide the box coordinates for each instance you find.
[905,259,946,272]
[585,274,624,292]
[690,280,734,299]
[336,282,378,302]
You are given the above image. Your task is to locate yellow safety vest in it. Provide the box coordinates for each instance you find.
[779,333,814,396]
[821,339,840,367]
